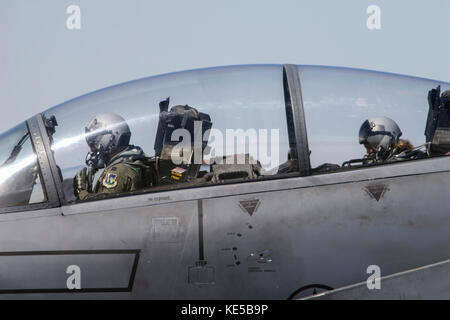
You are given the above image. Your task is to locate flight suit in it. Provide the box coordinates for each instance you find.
[75,145,148,201]
[78,162,145,200]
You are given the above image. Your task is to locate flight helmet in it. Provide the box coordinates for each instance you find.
[85,113,131,157]
[359,116,402,155]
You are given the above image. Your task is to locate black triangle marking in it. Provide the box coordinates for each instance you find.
[363,184,389,201]
[239,199,260,216]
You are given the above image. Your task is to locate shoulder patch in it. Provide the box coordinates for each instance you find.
[102,172,118,188]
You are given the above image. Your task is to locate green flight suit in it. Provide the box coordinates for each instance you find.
[76,145,147,201]
[78,162,144,200]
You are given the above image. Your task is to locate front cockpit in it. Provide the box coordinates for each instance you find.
[43,65,293,202]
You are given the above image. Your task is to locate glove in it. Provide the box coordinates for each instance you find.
[73,167,87,197]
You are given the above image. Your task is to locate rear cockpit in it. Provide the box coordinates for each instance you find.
[298,66,450,173]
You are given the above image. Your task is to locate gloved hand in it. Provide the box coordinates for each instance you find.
[73,167,87,197]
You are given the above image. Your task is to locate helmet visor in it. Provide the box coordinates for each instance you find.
[85,127,98,148]
[85,127,112,148]
[359,120,372,144]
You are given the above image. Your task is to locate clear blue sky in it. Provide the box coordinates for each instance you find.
[1,0,449,132]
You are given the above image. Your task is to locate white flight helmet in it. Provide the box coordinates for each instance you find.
[359,116,402,154]
[85,113,131,157]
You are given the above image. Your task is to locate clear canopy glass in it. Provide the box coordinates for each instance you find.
[299,65,450,168]
[0,122,46,207]
[44,65,292,201]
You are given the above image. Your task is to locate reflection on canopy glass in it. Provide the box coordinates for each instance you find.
[44,65,293,202]
[299,66,450,168]
[0,122,46,207]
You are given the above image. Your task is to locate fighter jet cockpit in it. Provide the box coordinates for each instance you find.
[41,65,295,203]
[2,64,450,300]
[1,64,449,212]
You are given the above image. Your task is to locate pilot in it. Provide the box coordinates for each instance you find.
[73,113,148,200]
[358,116,424,164]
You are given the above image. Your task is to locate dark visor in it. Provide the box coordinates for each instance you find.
[359,120,371,144]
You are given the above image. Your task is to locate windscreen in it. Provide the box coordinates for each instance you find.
[0,122,47,207]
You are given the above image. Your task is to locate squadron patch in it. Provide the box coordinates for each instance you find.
[103,173,118,188]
